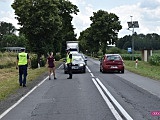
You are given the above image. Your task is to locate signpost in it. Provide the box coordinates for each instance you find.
[127,16,139,61]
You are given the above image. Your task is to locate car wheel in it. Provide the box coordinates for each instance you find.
[83,69,86,73]
[101,67,105,73]
[100,67,102,72]
[120,70,124,74]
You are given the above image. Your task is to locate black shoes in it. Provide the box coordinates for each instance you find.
[49,77,57,80]
[20,83,26,87]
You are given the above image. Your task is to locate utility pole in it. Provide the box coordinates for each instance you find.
[127,16,139,61]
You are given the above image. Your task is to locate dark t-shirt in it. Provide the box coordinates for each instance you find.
[47,56,55,68]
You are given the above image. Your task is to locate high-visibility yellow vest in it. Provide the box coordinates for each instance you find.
[66,54,72,64]
[18,52,28,65]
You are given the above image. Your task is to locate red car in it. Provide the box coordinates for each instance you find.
[100,54,124,73]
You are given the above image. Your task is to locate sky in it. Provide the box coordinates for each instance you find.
[1,0,160,38]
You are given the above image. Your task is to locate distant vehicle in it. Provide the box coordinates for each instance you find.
[100,54,124,73]
[64,54,86,73]
[66,41,79,53]
[80,53,87,65]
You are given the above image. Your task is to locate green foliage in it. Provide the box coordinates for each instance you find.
[0,52,17,69]
[149,54,160,66]
[11,0,79,59]
[116,33,160,50]
[121,54,142,61]
[30,54,46,68]
[79,10,122,55]
[90,10,122,54]
[54,54,61,61]
[30,54,38,69]
[106,47,121,54]
[0,63,15,69]
[0,21,16,35]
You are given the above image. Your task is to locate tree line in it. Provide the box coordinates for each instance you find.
[116,33,160,51]
[1,0,160,59]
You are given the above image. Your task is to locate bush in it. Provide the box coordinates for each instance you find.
[30,54,38,69]
[121,54,142,61]
[149,54,160,66]
[30,54,46,68]
[54,54,61,61]
[106,47,121,54]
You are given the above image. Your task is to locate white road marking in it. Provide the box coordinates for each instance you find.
[96,78,133,120]
[86,66,94,77]
[92,78,123,120]
[86,66,91,73]
[0,76,49,119]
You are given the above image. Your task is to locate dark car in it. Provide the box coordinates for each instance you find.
[100,54,124,73]
[64,54,86,73]
[80,53,87,65]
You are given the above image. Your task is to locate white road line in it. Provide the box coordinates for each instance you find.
[96,78,133,120]
[86,66,95,77]
[86,66,91,73]
[92,78,123,120]
[0,76,49,119]
[58,64,63,69]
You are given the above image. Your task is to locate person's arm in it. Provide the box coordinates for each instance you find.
[69,54,72,63]
[16,55,19,69]
[53,57,56,67]
[27,54,31,67]
[46,57,49,67]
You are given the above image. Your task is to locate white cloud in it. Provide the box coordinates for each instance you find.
[71,0,95,37]
[1,0,160,38]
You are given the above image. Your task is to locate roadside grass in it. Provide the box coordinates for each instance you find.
[124,60,160,81]
[0,60,62,101]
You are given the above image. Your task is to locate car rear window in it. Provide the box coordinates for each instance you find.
[106,55,121,60]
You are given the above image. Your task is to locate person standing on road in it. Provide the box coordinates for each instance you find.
[46,52,57,80]
[16,48,30,87]
[66,49,72,79]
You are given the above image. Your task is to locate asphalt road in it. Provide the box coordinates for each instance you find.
[0,57,160,120]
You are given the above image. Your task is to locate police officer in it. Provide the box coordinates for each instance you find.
[66,49,72,79]
[16,48,30,87]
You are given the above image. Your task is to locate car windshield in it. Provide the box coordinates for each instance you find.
[107,55,121,60]
[73,56,83,61]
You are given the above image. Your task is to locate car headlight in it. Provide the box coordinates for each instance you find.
[79,63,84,67]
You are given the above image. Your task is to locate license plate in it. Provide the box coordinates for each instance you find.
[72,66,78,69]
[111,66,118,68]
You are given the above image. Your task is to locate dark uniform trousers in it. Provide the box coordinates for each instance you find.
[19,65,27,85]
[67,63,72,78]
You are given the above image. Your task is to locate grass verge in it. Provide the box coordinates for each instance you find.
[124,60,160,81]
[0,61,62,101]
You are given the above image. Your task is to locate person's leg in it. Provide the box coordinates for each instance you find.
[48,67,51,80]
[23,65,27,87]
[18,66,23,86]
[53,67,56,79]
[67,64,72,79]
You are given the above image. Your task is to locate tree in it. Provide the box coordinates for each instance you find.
[0,22,17,49]
[57,0,79,57]
[90,10,122,54]
[12,0,62,58]
[0,21,16,35]
[116,33,160,51]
